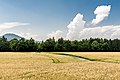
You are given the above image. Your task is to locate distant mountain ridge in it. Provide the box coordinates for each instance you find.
[1,33,23,41]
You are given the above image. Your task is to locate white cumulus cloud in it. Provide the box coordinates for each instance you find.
[47,30,63,40]
[92,5,111,25]
[46,5,120,40]
[79,25,120,39]
[0,22,29,31]
[66,13,86,40]
[20,32,38,40]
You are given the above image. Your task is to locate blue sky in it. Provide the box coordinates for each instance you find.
[0,0,120,40]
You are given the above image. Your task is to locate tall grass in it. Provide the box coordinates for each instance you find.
[0,52,120,80]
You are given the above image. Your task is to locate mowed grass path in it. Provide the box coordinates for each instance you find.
[61,52,120,63]
[0,52,120,80]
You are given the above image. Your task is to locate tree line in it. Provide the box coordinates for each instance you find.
[0,36,120,52]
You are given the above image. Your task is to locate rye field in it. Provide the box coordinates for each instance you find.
[0,52,120,80]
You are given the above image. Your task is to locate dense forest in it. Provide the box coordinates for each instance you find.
[0,36,120,52]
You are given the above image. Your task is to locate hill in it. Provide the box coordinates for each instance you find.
[2,33,23,41]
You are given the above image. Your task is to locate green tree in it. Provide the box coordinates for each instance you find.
[55,38,65,51]
[9,39,19,51]
[41,38,56,52]
[91,40,100,51]
[64,40,71,51]
[26,38,36,52]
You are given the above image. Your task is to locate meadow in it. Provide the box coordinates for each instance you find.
[0,52,120,80]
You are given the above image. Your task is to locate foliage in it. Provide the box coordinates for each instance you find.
[1,36,120,51]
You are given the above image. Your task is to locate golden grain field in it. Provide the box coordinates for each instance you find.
[0,52,120,80]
